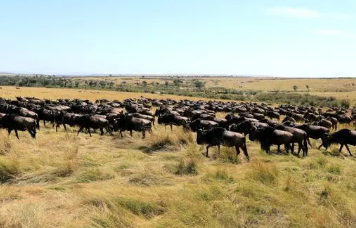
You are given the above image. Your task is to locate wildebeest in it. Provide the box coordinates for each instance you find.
[266,111,280,120]
[196,127,249,160]
[73,115,112,136]
[114,113,152,138]
[229,120,268,135]
[314,119,332,130]
[294,124,329,149]
[321,129,356,156]
[11,107,40,129]
[249,126,293,154]
[274,125,308,157]
[158,113,189,130]
[0,114,37,139]
[188,119,219,132]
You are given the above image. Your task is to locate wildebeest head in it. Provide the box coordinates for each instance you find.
[321,133,331,149]
[249,126,259,141]
[196,129,207,145]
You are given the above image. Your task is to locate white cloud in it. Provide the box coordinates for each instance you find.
[266,6,349,20]
[266,6,321,18]
[329,13,350,20]
[315,29,344,36]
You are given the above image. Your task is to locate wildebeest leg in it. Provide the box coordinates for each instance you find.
[170,124,173,131]
[120,130,124,138]
[15,129,19,140]
[307,138,312,147]
[8,128,12,136]
[43,120,46,126]
[297,142,302,156]
[142,131,146,139]
[241,144,250,161]
[63,123,67,131]
[339,144,344,152]
[291,143,294,154]
[318,143,323,150]
[235,146,240,156]
[29,128,35,138]
[285,144,290,154]
[107,127,114,136]
[77,127,84,136]
[130,130,133,137]
[88,128,92,137]
[345,144,353,156]
[277,145,281,154]
[55,123,59,132]
[213,144,221,159]
[100,128,104,136]
[206,145,211,157]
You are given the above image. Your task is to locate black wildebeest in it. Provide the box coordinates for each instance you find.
[10,107,40,129]
[266,110,280,120]
[274,125,308,157]
[229,120,268,135]
[321,129,356,156]
[188,119,219,132]
[249,126,293,154]
[114,113,152,138]
[1,114,37,139]
[294,124,329,149]
[73,115,112,136]
[157,113,189,131]
[196,127,249,160]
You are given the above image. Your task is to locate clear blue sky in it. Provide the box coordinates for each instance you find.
[1,0,355,77]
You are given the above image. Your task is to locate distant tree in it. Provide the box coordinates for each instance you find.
[173,79,183,86]
[109,82,114,88]
[165,81,169,87]
[142,81,148,87]
[293,85,298,91]
[306,85,309,91]
[194,80,205,90]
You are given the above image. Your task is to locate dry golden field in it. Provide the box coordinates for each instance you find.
[71,76,356,100]
[0,86,356,227]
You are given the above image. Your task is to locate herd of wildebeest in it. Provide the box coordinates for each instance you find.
[1,96,356,161]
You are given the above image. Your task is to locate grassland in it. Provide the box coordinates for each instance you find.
[0,86,356,227]
[71,76,356,101]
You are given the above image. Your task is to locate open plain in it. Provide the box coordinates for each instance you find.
[0,82,355,228]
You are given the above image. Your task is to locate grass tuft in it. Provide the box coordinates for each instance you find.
[0,158,21,183]
[111,197,165,219]
[250,162,278,185]
[175,159,198,176]
[76,168,114,183]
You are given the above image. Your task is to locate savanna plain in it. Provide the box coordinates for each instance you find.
[0,77,356,228]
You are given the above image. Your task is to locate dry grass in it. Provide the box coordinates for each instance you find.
[0,122,355,228]
[0,86,356,227]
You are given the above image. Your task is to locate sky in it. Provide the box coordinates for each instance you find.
[0,0,355,77]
